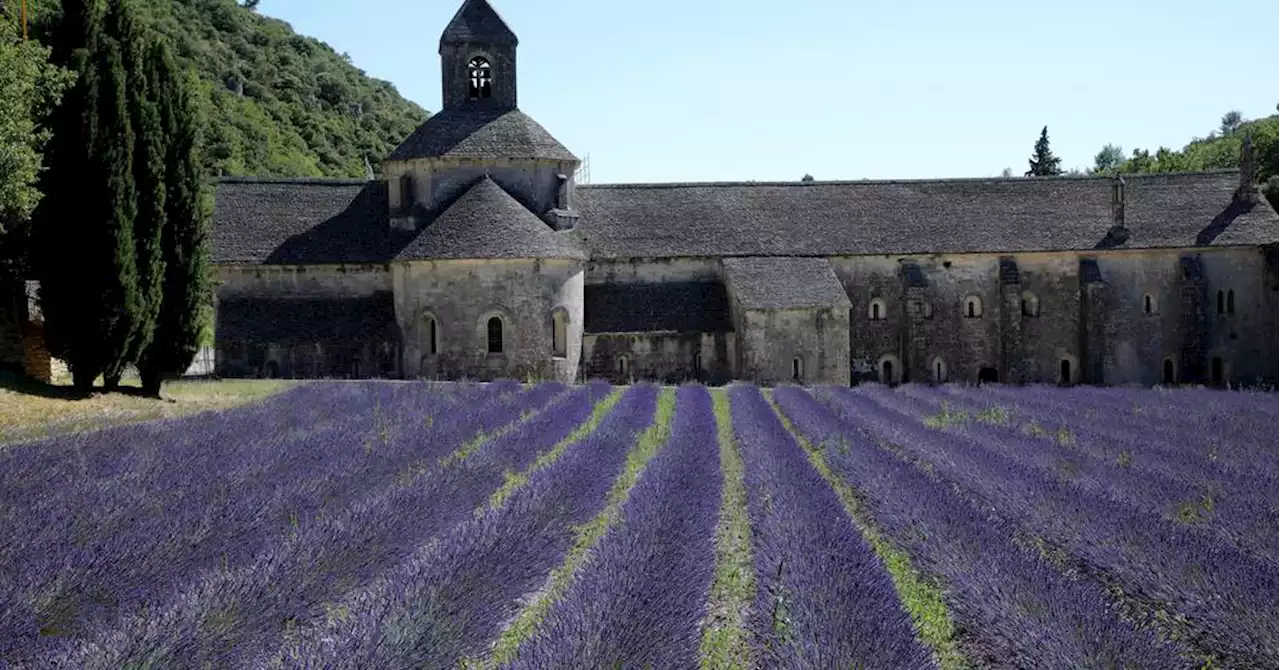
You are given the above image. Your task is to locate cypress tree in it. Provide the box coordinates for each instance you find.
[33,0,107,389]
[111,0,167,383]
[90,33,140,390]
[1025,126,1064,177]
[139,42,209,398]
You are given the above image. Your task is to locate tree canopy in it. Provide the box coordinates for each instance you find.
[29,0,428,180]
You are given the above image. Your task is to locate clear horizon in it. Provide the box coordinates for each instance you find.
[258,0,1279,184]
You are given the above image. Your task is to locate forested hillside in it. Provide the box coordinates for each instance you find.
[30,0,429,178]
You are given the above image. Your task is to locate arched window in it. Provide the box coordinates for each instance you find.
[693,351,702,376]
[486,316,503,354]
[792,356,804,382]
[921,301,934,319]
[1020,291,1039,317]
[551,309,568,358]
[877,355,901,385]
[964,296,983,318]
[617,354,630,379]
[468,57,492,100]
[423,313,438,355]
[1143,293,1156,315]
[399,173,415,213]
[1162,357,1176,385]
[931,356,948,383]
[1226,289,1235,314]
[868,298,887,321]
[1216,290,1225,314]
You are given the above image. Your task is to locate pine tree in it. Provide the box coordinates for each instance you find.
[138,41,209,398]
[1025,126,1063,177]
[111,0,167,384]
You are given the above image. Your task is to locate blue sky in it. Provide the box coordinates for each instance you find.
[258,0,1278,184]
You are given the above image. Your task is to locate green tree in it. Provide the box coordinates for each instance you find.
[0,14,72,280]
[1091,144,1124,175]
[35,0,142,390]
[1025,126,1063,177]
[1219,110,1243,136]
[138,42,210,398]
[110,0,167,384]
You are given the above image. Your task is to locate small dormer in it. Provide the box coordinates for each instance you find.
[439,0,518,111]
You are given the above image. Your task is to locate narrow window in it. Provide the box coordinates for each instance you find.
[1060,359,1072,386]
[965,296,982,318]
[693,352,702,375]
[1211,357,1224,384]
[423,315,438,355]
[1217,290,1225,314]
[551,310,567,357]
[487,316,503,354]
[1226,289,1235,314]
[869,298,887,321]
[1020,292,1039,317]
[399,173,415,213]
[932,357,947,383]
[792,357,804,382]
[1162,358,1176,385]
[1143,294,1154,314]
[468,57,492,100]
[617,354,630,378]
[872,302,881,320]
[922,301,933,319]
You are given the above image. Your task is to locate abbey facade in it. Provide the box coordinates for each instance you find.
[203,0,1278,388]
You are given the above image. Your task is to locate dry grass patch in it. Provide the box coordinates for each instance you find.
[0,377,292,444]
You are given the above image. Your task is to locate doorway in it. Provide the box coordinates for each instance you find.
[881,360,894,385]
[1162,359,1175,385]
[1059,359,1072,386]
[978,367,999,384]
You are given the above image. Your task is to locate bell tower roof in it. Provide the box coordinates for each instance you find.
[440,0,518,50]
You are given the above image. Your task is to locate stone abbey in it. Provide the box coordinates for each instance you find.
[202,0,1278,387]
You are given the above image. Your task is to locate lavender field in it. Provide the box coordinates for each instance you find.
[0,380,1275,669]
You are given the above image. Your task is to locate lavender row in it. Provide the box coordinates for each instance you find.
[35,381,603,668]
[829,386,1278,667]
[272,384,660,669]
[888,384,1275,563]
[729,385,933,669]
[967,381,1280,476]
[3,381,541,664]
[775,386,1191,668]
[506,384,721,668]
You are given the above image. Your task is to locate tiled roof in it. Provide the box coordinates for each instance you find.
[216,293,399,344]
[211,171,1277,266]
[574,171,1277,259]
[387,108,576,162]
[213,178,390,265]
[723,257,851,310]
[395,177,585,260]
[584,282,732,334]
[440,0,517,47]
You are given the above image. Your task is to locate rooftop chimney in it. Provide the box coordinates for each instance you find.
[1237,133,1257,201]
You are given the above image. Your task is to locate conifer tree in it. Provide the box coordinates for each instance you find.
[1025,126,1063,177]
[111,0,167,383]
[33,0,109,389]
[139,41,209,398]
[90,32,140,390]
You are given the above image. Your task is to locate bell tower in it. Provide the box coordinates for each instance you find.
[439,0,518,111]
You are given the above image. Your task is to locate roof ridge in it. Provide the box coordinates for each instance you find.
[217,177,372,186]
[577,169,1242,190]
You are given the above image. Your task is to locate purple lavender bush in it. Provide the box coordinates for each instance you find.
[506,384,721,668]
[775,386,1192,668]
[272,384,659,669]
[32,381,587,668]
[828,385,1278,668]
[729,385,934,669]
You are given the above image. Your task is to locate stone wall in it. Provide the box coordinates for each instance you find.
[732,307,850,385]
[215,264,391,299]
[581,332,735,384]
[393,258,584,382]
[0,279,24,376]
[585,257,721,285]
